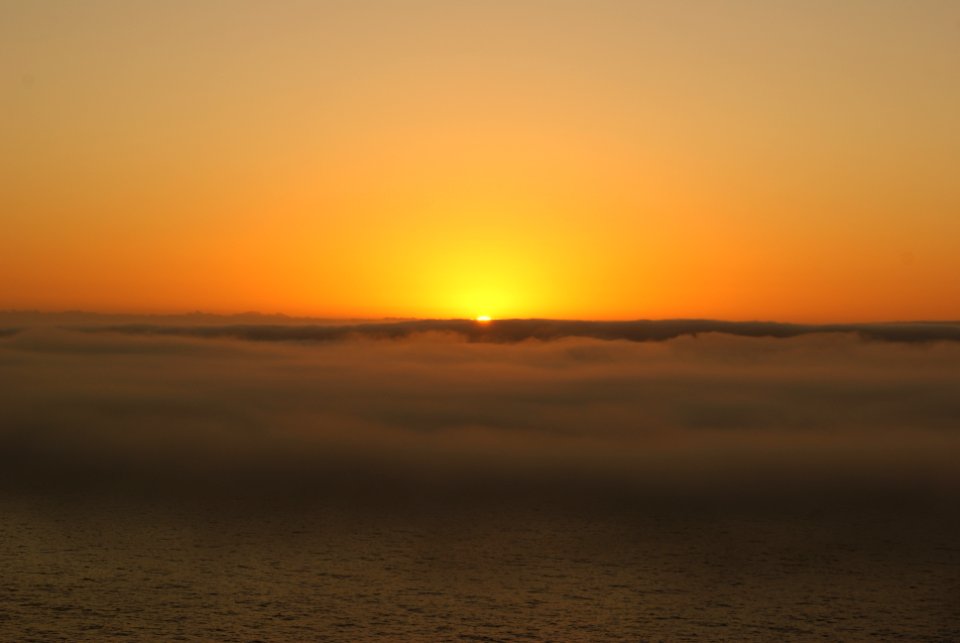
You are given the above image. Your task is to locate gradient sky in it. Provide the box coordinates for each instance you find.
[2,0,959,321]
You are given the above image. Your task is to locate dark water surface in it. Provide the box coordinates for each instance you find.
[3,487,959,642]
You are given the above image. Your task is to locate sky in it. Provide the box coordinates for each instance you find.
[2,0,959,321]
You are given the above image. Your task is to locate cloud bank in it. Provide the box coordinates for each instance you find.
[2,323,959,505]
[68,318,960,344]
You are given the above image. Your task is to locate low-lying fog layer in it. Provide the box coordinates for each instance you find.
[4,322,960,641]
[2,322,959,499]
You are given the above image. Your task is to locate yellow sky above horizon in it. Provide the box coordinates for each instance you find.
[2,1,959,321]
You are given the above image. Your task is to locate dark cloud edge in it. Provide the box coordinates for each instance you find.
[54,318,960,344]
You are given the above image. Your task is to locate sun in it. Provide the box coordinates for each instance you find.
[475,315,492,323]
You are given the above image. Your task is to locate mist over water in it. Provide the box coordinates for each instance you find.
[3,321,960,493]
[2,321,959,640]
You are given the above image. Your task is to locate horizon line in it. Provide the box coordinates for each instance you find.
[2,309,960,327]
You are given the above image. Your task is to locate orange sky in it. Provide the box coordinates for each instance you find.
[2,1,959,321]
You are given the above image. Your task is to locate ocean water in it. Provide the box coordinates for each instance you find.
[2,488,959,642]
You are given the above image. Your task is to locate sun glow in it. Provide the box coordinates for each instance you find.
[475,315,492,323]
